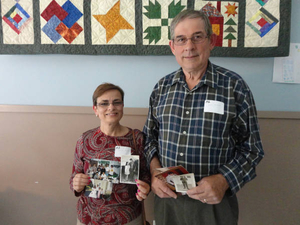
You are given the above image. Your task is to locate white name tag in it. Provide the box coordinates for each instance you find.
[115,146,131,157]
[204,100,224,115]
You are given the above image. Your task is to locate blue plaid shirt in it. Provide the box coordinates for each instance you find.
[143,62,264,195]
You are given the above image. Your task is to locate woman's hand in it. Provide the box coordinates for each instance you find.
[73,173,90,193]
[135,179,150,201]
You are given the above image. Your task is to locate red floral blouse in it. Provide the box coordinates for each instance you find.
[69,127,150,225]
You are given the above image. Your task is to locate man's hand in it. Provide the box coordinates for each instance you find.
[73,173,90,193]
[151,170,177,199]
[149,156,177,199]
[186,174,229,204]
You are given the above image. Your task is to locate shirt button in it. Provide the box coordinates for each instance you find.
[180,153,184,156]
[186,111,190,114]
[183,131,186,134]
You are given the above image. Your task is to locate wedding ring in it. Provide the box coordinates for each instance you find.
[203,198,207,203]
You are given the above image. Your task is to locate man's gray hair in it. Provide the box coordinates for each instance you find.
[170,9,213,40]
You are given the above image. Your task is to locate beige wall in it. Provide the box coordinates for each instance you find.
[0,105,299,225]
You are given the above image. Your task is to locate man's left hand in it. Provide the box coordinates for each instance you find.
[186,174,229,204]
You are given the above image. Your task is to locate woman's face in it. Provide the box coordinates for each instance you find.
[93,89,124,126]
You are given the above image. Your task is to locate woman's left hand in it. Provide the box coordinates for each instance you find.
[135,179,150,201]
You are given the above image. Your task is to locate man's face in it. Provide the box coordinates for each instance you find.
[169,18,215,74]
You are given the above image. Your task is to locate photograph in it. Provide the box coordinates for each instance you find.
[155,165,189,191]
[85,158,121,199]
[85,178,113,200]
[172,173,196,193]
[120,155,139,184]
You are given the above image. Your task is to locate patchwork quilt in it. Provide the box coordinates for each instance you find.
[0,0,291,56]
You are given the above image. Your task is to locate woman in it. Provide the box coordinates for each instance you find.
[70,83,151,225]
[124,162,130,181]
[89,184,98,198]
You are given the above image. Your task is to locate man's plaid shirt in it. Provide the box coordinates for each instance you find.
[143,61,264,195]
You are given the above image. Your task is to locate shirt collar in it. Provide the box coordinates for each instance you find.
[201,61,218,89]
[171,68,183,85]
[171,61,218,89]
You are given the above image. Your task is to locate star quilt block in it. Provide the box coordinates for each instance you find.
[91,0,135,45]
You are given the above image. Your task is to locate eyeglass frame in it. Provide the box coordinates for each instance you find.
[96,101,123,108]
[172,33,209,46]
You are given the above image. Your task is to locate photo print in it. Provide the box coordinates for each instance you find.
[172,173,196,193]
[155,165,189,191]
[85,159,120,199]
[120,155,139,184]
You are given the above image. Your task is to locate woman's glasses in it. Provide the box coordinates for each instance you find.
[97,101,123,108]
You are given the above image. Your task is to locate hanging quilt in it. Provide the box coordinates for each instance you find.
[0,0,292,57]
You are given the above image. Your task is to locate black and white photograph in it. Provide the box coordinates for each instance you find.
[120,155,139,184]
[173,173,196,193]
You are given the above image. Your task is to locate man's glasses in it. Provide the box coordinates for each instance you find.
[97,101,123,108]
[173,34,208,46]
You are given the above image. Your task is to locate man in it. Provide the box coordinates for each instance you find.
[180,175,189,190]
[143,9,264,225]
[128,158,134,181]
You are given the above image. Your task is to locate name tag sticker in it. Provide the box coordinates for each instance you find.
[204,100,224,115]
[115,146,131,157]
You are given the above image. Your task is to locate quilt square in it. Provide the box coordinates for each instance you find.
[1,0,34,44]
[142,0,187,45]
[195,1,239,48]
[40,0,84,45]
[91,0,135,45]
[245,0,279,47]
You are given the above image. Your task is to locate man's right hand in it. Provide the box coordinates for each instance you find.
[73,173,90,193]
[151,171,177,199]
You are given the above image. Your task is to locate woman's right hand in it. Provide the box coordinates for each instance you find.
[73,173,90,193]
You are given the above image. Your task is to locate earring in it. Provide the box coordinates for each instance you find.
[96,115,98,117]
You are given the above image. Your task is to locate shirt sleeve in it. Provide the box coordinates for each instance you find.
[218,80,264,195]
[69,135,85,196]
[143,85,160,169]
[134,130,151,185]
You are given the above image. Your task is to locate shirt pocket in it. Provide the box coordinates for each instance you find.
[202,110,235,149]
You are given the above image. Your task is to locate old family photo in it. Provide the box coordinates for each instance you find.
[173,174,196,192]
[155,165,196,192]
[85,156,139,199]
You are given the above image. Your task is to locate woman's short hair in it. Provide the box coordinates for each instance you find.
[93,83,124,106]
[170,9,212,40]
